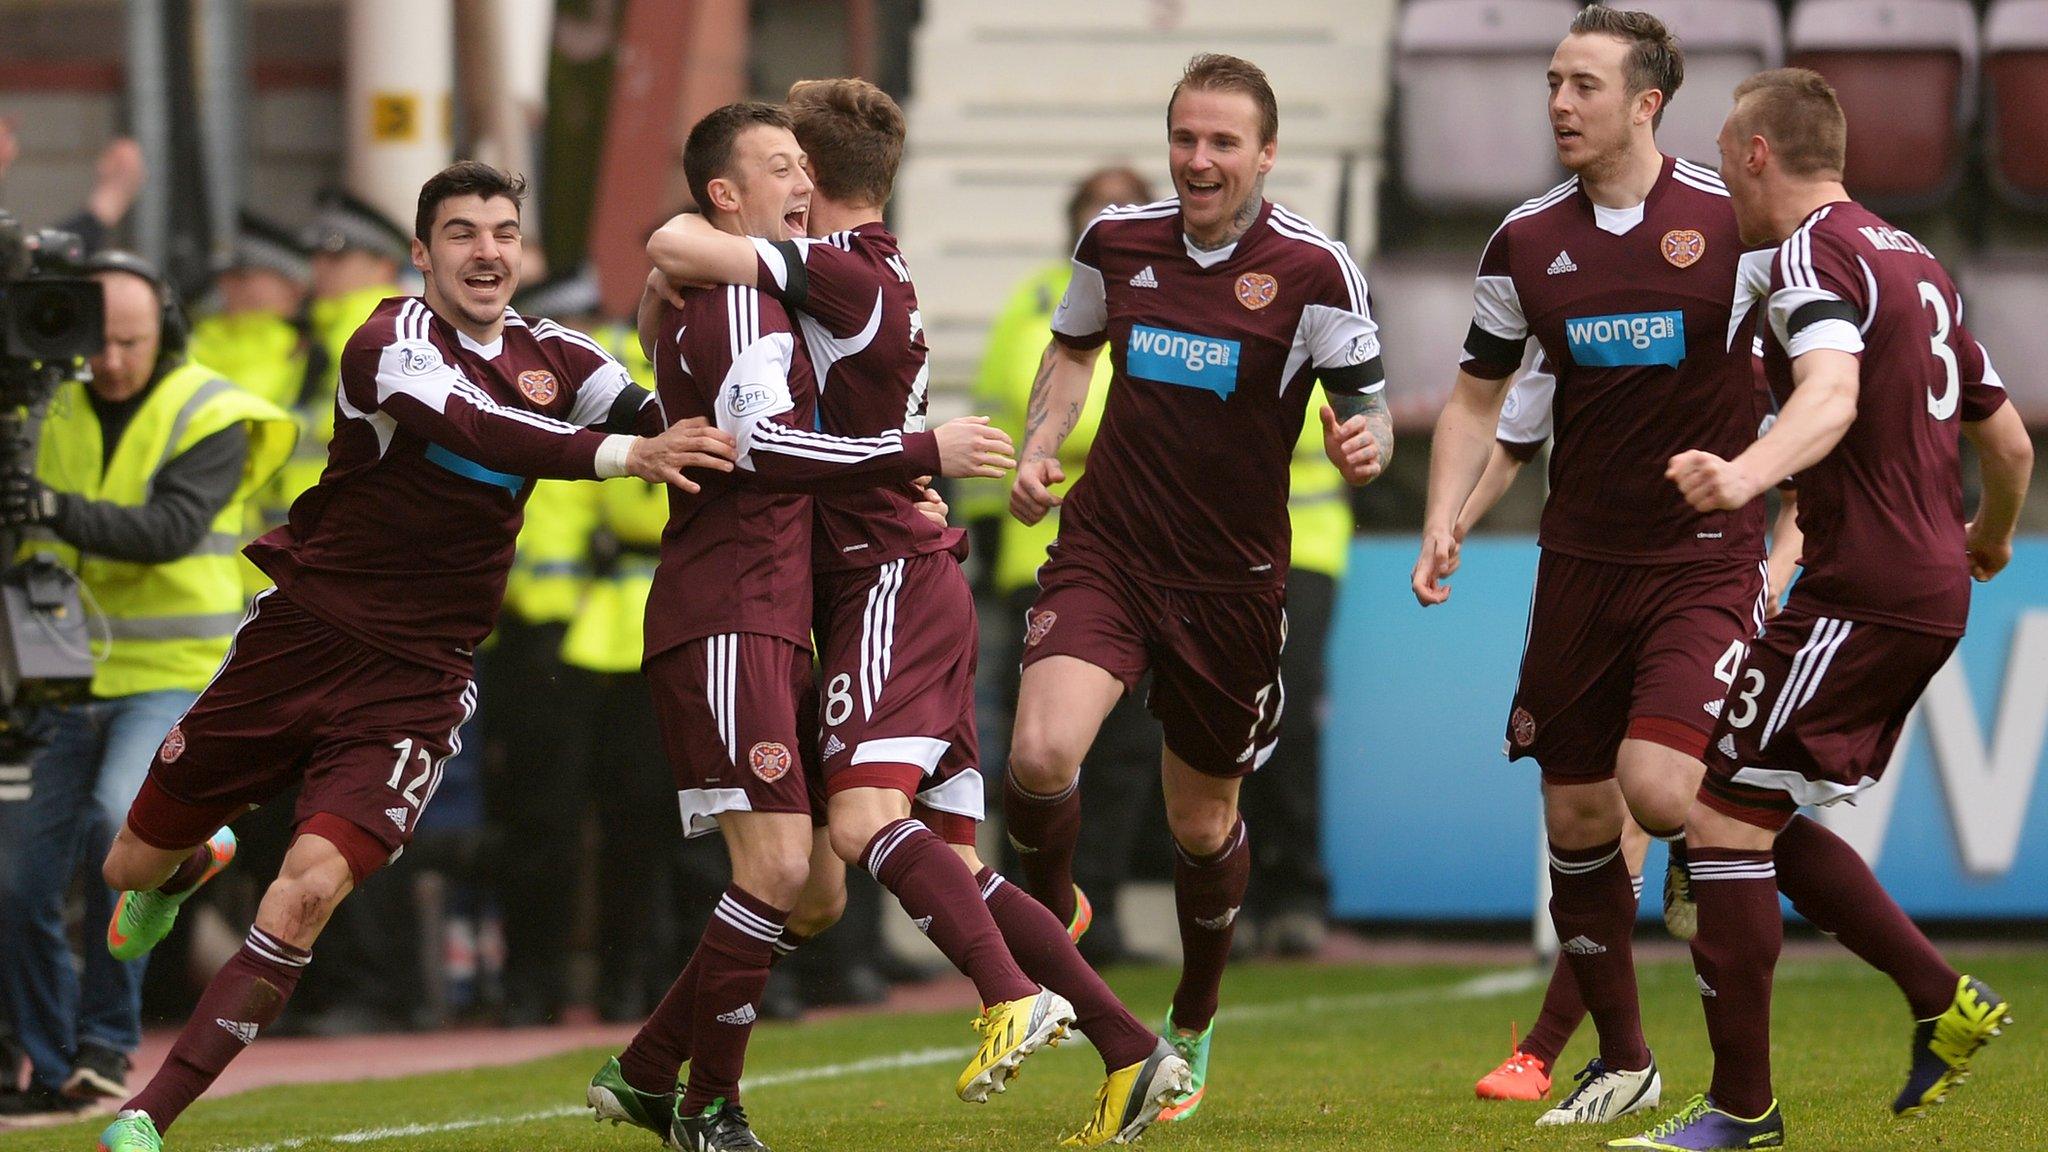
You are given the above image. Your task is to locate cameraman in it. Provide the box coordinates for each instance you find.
[0,253,294,1116]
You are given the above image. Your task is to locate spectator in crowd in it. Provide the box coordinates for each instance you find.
[0,120,147,255]
[0,252,295,1117]
[971,166,1160,965]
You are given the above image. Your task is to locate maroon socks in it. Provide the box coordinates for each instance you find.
[1547,838,1651,1071]
[1170,819,1251,1034]
[1688,848,1782,1117]
[1001,773,1082,925]
[127,927,309,1131]
[977,867,1156,1070]
[863,819,1036,1006]
[1775,815,1958,1017]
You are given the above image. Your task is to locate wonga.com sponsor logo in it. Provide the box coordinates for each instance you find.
[1126,324,1242,398]
[1564,310,1687,368]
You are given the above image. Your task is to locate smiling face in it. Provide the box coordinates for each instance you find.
[706,124,813,241]
[1546,33,1651,176]
[1167,86,1275,246]
[411,193,521,334]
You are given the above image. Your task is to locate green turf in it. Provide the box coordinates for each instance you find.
[7,953,2043,1151]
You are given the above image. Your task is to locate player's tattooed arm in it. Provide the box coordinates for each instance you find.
[1327,389,1393,475]
[1011,338,1099,525]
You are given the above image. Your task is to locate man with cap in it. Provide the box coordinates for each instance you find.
[0,251,296,1118]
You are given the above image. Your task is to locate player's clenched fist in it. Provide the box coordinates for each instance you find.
[1009,456,1065,526]
[626,421,737,492]
[1320,405,1383,485]
[933,416,1015,480]
[1410,526,1461,607]
[1667,449,1760,513]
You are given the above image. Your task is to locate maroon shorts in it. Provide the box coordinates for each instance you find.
[647,634,821,839]
[1699,604,1956,831]
[813,554,982,847]
[1507,551,1767,783]
[1021,544,1285,779]
[125,590,475,883]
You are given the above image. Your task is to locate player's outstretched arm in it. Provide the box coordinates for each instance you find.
[1961,401,2033,582]
[647,212,760,289]
[1010,339,1099,526]
[1765,488,1802,616]
[1413,368,1515,606]
[1320,390,1393,486]
[1670,349,1859,513]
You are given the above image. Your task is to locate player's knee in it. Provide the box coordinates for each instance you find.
[1165,797,1236,857]
[827,821,877,870]
[787,887,845,937]
[1007,725,1082,794]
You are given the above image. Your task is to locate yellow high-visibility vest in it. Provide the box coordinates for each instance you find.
[560,477,667,674]
[26,362,296,696]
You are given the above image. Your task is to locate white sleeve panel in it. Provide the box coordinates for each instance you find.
[1050,261,1108,339]
[711,330,799,471]
[566,359,637,428]
[1496,354,1556,443]
[373,339,585,437]
[1472,275,1528,342]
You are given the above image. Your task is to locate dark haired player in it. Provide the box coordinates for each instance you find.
[1414,8,1771,1126]
[94,162,736,1152]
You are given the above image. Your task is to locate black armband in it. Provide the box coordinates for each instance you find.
[1318,357,1385,397]
[601,385,656,434]
[1785,298,1861,339]
[1461,323,1524,379]
[768,239,808,308]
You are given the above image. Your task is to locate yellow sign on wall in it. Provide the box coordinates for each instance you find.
[369,93,419,143]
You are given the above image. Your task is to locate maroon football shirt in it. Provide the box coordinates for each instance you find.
[752,223,965,571]
[1761,201,2009,637]
[249,297,643,675]
[642,284,940,660]
[1049,197,1384,591]
[1462,156,1768,564]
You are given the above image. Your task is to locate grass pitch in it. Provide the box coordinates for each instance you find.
[6,952,2043,1152]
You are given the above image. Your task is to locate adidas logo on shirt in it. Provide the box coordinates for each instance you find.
[821,734,846,759]
[1702,698,1725,720]
[386,807,409,830]
[717,1004,758,1026]
[216,1018,259,1045]
[1546,251,1579,275]
[1560,934,1608,956]
[1718,734,1738,760]
[1129,265,1159,289]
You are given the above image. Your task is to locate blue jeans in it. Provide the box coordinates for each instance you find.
[0,689,196,1091]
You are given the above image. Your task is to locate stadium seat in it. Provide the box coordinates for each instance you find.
[1395,0,1580,213]
[1984,1,2048,208]
[1956,258,2048,426]
[907,1,1395,152]
[1630,0,1784,165]
[1787,0,1978,211]
[1360,252,1482,430]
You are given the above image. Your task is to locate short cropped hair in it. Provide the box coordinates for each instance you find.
[682,102,795,213]
[1730,68,1848,178]
[1570,6,1685,129]
[415,161,527,243]
[1168,53,1279,145]
[785,78,905,207]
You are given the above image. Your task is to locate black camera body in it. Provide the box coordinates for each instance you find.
[0,209,101,710]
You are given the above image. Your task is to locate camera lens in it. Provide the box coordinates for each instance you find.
[23,284,84,343]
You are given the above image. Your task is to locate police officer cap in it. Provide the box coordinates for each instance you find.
[301,188,409,263]
[217,211,311,283]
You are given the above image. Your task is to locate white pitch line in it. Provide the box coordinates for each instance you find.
[212,967,1542,1152]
